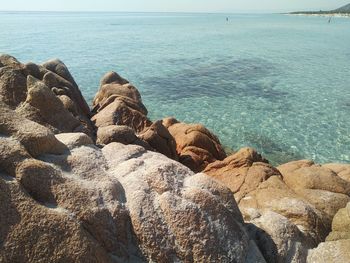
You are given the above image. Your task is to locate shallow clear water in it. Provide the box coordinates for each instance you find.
[1,12,349,165]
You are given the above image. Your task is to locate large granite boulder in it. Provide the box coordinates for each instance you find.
[0,56,262,262]
[163,117,227,172]
[0,54,94,137]
[0,130,258,262]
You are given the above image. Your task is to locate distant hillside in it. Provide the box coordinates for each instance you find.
[333,3,350,13]
[291,3,350,15]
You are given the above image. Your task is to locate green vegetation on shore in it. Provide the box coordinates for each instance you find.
[290,3,350,15]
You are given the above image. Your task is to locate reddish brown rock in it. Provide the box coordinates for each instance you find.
[204,147,277,202]
[91,71,151,133]
[163,117,226,172]
[138,120,178,160]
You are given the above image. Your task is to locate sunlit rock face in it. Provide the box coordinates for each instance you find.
[0,54,257,263]
[204,150,350,263]
[1,54,350,263]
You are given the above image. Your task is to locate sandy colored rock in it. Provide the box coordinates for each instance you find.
[278,160,350,195]
[102,143,251,262]
[204,147,277,201]
[42,58,90,116]
[55,132,93,150]
[96,125,138,145]
[246,211,309,263]
[323,163,350,183]
[293,188,350,224]
[0,101,67,157]
[16,76,83,133]
[1,134,254,262]
[0,176,113,263]
[326,202,350,241]
[100,71,129,86]
[0,55,93,137]
[164,117,227,172]
[138,120,178,160]
[0,66,27,107]
[307,239,350,263]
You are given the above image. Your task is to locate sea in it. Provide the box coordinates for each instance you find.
[0,12,349,165]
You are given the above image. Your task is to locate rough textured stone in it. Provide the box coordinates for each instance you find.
[0,66,27,107]
[42,58,90,117]
[97,125,138,145]
[0,55,93,137]
[102,143,250,262]
[323,163,350,183]
[55,133,94,150]
[0,101,67,157]
[138,120,178,160]
[204,147,276,202]
[278,160,350,195]
[164,117,227,172]
[16,76,83,133]
[92,71,150,133]
[326,202,350,241]
[0,130,254,263]
[307,240,350,263]
[246,211,309,263]
[204,149,349,262]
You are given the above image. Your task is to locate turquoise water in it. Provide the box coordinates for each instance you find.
[1,12,349,165]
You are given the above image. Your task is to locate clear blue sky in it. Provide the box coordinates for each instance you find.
[0,0,348,13]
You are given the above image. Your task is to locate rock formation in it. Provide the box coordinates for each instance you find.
[1,54,349,263]
[0,54,264,263]
[0,54,93,137]
[91,72,226,171]
[205,149,350,263]
[163,117,227,172]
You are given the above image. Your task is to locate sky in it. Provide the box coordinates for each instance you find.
[0,0,348,13]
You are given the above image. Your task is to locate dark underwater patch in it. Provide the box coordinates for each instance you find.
[141,57,291,102]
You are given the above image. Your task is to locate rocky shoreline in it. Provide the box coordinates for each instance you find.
[0,54,349,262]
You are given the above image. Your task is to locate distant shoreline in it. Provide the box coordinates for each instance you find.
[287,12,350,18]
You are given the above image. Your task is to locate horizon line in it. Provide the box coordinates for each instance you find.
[0,10,293,14]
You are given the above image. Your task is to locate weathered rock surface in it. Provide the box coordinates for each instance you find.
[92,71,151,133]
[163,117,227,172]
[307,239,350,263]
[306,201,350,262]
[0,54,94,137]
[204,149,350,263]
[138,120,178,160]
[0,131,254,262]
[2,54,350,263]
[92,72,226,171]
[1,55,259,262]
[326,202,350,241]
